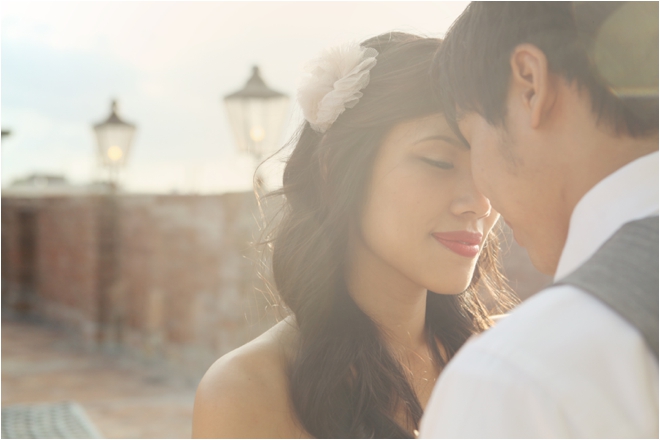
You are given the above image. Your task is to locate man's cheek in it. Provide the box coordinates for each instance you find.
[471,155,492,199]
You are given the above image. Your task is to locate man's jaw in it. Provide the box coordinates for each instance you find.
[502,218,523,247]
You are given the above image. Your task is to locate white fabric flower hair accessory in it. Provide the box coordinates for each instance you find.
[297,43,378,133]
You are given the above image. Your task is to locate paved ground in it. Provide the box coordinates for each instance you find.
[2,318,197,438]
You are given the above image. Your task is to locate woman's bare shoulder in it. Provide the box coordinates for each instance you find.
[192,318,307,438]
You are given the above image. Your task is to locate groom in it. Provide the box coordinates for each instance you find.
[421,2,658,437]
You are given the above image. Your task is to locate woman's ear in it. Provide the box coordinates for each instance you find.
[509,44,556,129]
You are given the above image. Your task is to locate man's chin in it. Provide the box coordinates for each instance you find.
[504,220,524,247]
[528,248,560,276]
[511,228,523,247]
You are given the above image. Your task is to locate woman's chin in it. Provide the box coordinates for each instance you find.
[427,280,472,295]
[423,269,475,295]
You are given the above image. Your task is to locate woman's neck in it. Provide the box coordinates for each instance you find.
[345,236,429,353]
[344,233,444,417]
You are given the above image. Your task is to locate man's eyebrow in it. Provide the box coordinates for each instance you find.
[413,135,469,150]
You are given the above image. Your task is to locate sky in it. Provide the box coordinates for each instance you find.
[1,1,469,194]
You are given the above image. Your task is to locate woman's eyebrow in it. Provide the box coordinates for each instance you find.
[413,135,468,150]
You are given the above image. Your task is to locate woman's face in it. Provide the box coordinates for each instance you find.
[357,114,499,294]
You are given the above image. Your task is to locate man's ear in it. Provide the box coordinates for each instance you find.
[509,44,555,129]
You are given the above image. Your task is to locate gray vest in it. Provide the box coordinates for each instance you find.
[555,216,659,360]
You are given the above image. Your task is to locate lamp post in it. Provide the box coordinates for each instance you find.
[93,100,136,189]
[223,66,289,187]
[92,99,135,349]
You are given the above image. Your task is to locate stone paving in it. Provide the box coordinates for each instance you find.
[2,318,198,438]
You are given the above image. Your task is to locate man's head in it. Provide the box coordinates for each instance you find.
[434,2,659,275]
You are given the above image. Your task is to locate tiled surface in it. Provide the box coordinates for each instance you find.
[2,319,197,438]
[2,401,103,438]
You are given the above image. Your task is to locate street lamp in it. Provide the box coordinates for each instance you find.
[92,100,136,349]
[224,66,289,176]
[93,100,136,187]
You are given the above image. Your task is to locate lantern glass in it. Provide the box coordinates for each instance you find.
[93,101,136,168]
[224,95,289,158]
[94,123,135,167]
[224,66,290,160]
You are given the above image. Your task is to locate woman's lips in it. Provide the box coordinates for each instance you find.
[432,231,483,258]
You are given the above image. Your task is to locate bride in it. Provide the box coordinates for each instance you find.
[193,32,515,438]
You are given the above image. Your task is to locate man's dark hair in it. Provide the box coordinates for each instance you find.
[434,1,658,137]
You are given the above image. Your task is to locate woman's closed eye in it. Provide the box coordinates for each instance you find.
[420,157,454,170]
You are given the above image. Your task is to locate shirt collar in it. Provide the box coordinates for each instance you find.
[555,151,659,281]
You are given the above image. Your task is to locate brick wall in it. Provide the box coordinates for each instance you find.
[116,193,275,377]
[1,192,276,378]
[37,196,101,343]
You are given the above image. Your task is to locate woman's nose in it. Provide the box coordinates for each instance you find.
[449,172,492,219]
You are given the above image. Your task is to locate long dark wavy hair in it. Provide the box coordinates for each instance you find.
[258,32,516,438]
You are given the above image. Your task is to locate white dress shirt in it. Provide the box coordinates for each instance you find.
[420,152,659,438]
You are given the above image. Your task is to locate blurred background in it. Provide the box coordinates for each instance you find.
[1,2,550,438]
